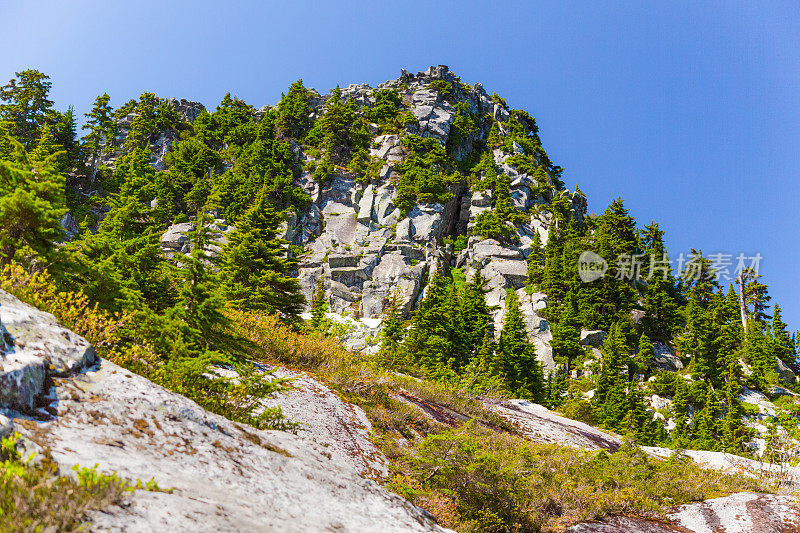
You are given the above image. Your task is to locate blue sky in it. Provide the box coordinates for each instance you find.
[1,1,798,331]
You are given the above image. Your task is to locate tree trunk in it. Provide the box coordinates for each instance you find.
[736,271,748,330]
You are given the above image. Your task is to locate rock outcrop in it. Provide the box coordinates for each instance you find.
[0,290,447,532]
[0,290,97,413]
[569,492,800,532]
[271,66,585,372]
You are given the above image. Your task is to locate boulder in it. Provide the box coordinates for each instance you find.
[160,222,195,252]
[0,290,97,412]
[652,342,683,371]
[472,239,523,260]
[328,254,359,268]
[330,280,359,303]
[373,184,397,225]
[60,212,80,241]
[775,357,797,384]
[330,266,369,286]
[357,185,375,224]
[471,190,491,207]
[395,218,413,242]
[579,329,607,348]
[408,204,444,243]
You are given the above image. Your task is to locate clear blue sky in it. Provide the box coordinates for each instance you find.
[2,1,798,331]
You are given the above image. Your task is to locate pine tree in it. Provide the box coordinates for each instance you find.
[635,333,654,380]
[550,290,582,371]
[671,379,692,447]
[82,93,114,180]
[681,292,721,384]
[0,70,55,148]
[309,276,328,330]
[737,267,771,325]
[744,319,776,391]
[402,269,457,379]
[276,80,311,139]
[499,289,544,401]
[594,323,631,431]
[379,287,406,367]
[220,190,305,319]
[175,207,229,348]
[770,304,797,372]
[693,384,721,450]
[722,360,746,453]
[0,137,66,266]
[458,271,495,363]
[525,231,545,288]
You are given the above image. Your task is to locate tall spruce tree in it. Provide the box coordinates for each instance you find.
[82,93,114,180]
[309,276,328,330]
[594,323,631,431]
[0,137,66,266]
[770,304,797,372]
[0,70,55,149]
[220,190,304,319]
[499,289,544,401]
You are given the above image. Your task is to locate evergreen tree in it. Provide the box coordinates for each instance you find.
[175,207,229,348]
[737,267,771,326]
[0,137,66,266]
[379,287,406,367]
[458,272,495,363]
[82,93,114,180]
[635,333,654,380]
[525,231,545,288]
[220,190,305,319]
[744,319,776,390]
[499,289,544,401]
[770,304,797,372]
[550,290,583,371]
[722,360,746,453]
[62,192,175,314]
[0,70,55,148]
[402,269,457,379]
[309,276,328,330]
[693,384,721,450]
[594,323,631,431]
[276,80,311,139]
[671,379,692,447]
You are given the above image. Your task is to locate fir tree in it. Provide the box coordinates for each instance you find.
[0,69,55,148]
[176,207,229,348]
[276,80,311,139]
[379,287,406,367]
[738,267,771,325]
[671,379,692,447]
[722,360,746,453]
[550,290,582,371]
[0,137,66,266]
[458,271,495,363]
[82,93,114,180]
[220,190,305,319]
[402,269,457,379]
[693,384,721,451]
[594,323,631,431]
[635,333,654,380]
[744,319,776,390]
[309,276,328,330]
[770,304,797,372]
[499,289,544,401]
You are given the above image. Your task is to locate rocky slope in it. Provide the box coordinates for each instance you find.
[4,285,800,531]
[0,289,447,532]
